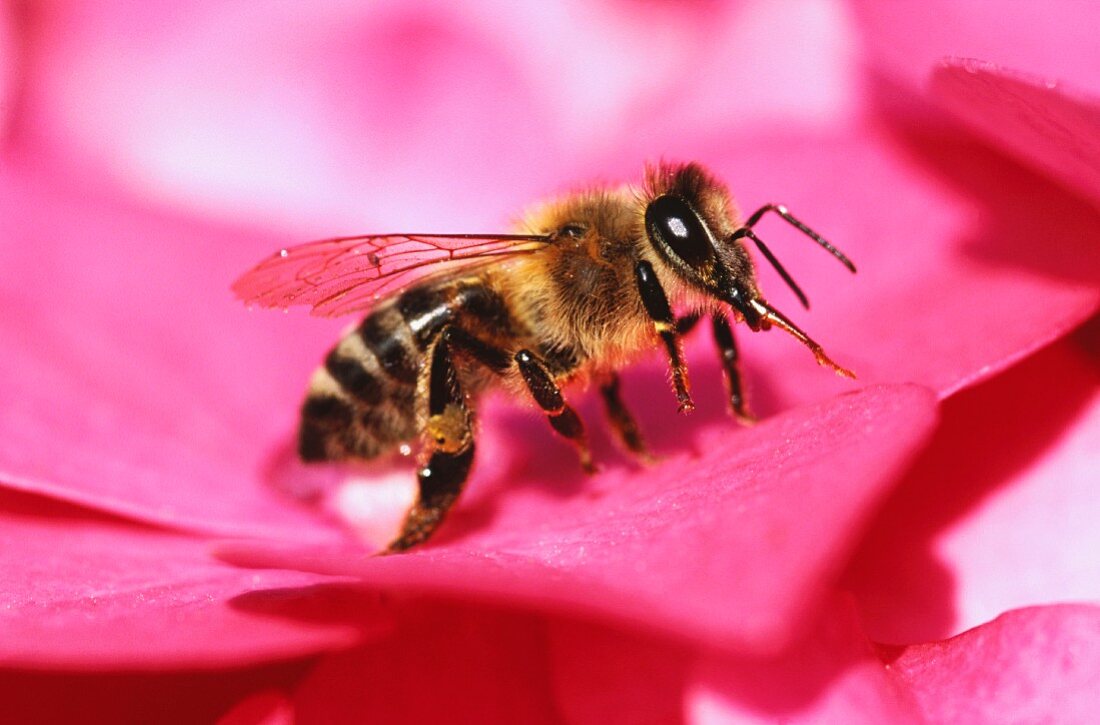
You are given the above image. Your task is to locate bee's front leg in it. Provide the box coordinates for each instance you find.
[386,331,475,553]
[634,260,694,412]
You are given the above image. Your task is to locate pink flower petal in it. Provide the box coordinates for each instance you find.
[217,691,295,725]
[545,618,691,724]
[0,7,15,138]
[886,605,1100,723]
[290,602,557,724]
[287,597,918,724]
[219,384,938,653]
[842,330,1100,643]
[931,59,1100,206]
[850,2,1100,97]
[0,166,351,541]
[0,489,376,669]
[687,599,920,723]
[0,665,308,724]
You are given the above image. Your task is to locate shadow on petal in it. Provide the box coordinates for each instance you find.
[227,581,397,639]
[842,324,1098,643]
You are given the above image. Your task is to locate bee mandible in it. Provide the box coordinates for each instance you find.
[233,162,857,552]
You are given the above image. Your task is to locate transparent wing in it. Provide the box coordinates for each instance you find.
[232,233,551,317]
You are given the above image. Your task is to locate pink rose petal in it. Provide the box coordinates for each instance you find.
[842,330,1100,643]
[886,605,1100,723]
[0,489,375,669]
[288,597,919,724]
[931,59,1100,206]
[219,384,938,654]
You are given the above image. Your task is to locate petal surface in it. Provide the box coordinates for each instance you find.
[0,491,376,669]
[0,167,350,541]
[686,600,919,724]
[842,329,1100,643]
[220,384,938,653]
[851,1,1100,97]
[0,665,308,724]
[286,597,917,724]
[290,602,558,724]
[931,60,1100,206]
[886,605,1100,724]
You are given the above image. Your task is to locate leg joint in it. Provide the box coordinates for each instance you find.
[515,350,565,412]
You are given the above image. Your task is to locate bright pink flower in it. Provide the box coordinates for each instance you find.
[1,0,1098,720]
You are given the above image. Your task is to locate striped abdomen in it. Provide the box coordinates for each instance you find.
[297,279,511,461]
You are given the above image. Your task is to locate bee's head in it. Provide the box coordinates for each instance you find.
[642,162,763,324]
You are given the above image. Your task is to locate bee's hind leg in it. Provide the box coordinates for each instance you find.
[514,350,596,474]
[386,331,476,553]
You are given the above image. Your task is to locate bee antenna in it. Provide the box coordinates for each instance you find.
[732,227,810,310]
[744,204,857,274]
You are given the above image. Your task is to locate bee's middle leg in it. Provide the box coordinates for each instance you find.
[711,312,755,423]
[514,350,596,473]
[598,372,653,460]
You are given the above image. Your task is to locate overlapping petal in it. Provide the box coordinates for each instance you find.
[931,60,1100,207]
[0,489,371,669]
[850,1,1100,96]
[842,327,1100,643]
[686,601,919,723]
[280,598,923,724]
[852,2,1100,207]
[887,604,1100,723]
[291,602,559,724]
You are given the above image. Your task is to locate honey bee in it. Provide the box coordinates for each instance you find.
[234,162,856,552]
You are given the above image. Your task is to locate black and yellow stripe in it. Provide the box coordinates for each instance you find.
[297,280,510,462]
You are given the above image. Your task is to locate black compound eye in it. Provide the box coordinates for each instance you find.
[645,195,713,269]
[558,223,586,239]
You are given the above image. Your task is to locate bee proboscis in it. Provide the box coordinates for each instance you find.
[234,162,857,552]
